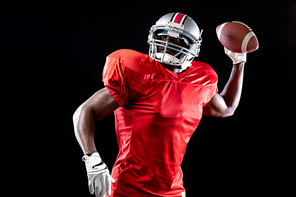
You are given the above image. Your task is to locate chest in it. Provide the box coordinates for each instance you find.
[128,80,212,120]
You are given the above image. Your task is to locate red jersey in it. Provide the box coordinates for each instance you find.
[102,49,218,197]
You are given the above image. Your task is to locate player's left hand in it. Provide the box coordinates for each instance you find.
[224,47,247,64]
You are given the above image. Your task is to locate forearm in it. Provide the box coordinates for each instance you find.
[73,88,119,156]
[220,62,245,113]
[73,105,97,156]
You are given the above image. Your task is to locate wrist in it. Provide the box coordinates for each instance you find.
[83,151,100,157]
[82,152,102,163]
[85,151,97,156]
[82,152,107,174]
[234,61,245,67]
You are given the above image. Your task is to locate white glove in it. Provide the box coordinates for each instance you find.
[224,47,247,64]
[82,152,115,197]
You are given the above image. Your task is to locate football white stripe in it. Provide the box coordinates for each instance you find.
[217,22,227,41]
[241,31,255,53]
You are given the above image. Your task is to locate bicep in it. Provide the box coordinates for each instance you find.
[81,88,119,121]
[203,93,233,118]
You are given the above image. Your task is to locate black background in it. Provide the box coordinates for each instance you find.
[1,0,294,196]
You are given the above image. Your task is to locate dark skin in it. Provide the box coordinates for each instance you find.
[156,34,190,71]
[73,36,245,155]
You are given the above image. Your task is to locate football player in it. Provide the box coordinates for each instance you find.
[73,12,247,197]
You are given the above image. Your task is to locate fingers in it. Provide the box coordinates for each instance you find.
[96,176,106,197]
[224,47,231,54]
[89,174,103,197]
[89,181,95,195]
[110,176,115,183]
[94,175,101,197]
[88,174,95,194]
[106,174,114,196]
[224,47,247,64]
[89,172,115,197]
[106,176,111,196]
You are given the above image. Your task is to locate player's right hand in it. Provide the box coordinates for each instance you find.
[82,152,115,197]
[224,47,247,65]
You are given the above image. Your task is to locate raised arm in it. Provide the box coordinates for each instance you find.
[73,88,119,155]
[203,48,246,118]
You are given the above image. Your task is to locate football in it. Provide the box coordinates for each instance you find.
[216,21,259,53]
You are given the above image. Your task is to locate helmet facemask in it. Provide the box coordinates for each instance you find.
[148,13,202,71]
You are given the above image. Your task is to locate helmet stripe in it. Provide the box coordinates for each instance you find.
[172,13,187,24]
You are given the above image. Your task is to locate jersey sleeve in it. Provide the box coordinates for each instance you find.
[208,72,218,98]
[102,54,128,107]
[193,61,219,107]
[206,70,218,106]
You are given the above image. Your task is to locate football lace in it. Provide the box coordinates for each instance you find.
[232,21,252,30]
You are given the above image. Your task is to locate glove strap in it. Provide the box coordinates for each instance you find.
[82,152,101,162]
[82,152,108,174]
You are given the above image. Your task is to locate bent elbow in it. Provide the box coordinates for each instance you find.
[220,108,235,118]
[221,112,234,118]
[73,105,90,128]
[223,108,237,117]
[73,106,82,124]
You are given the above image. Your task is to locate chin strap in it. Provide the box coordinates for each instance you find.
[156,53,180,64]
[181,60,191,71]
[155,52,191,73]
